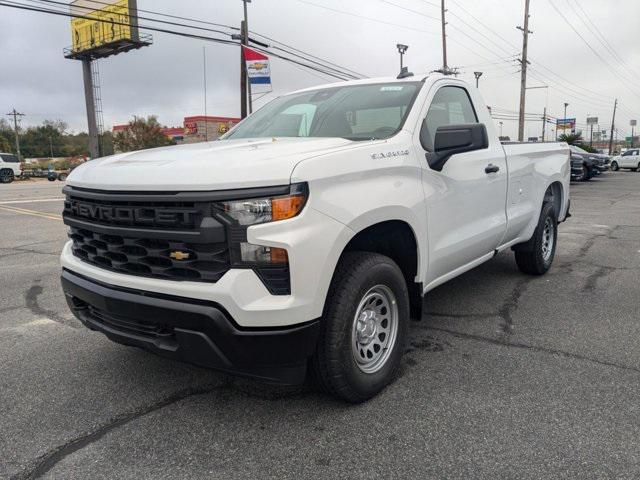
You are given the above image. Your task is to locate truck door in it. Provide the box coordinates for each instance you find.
[419,84,508,284]
[621,149,639,168]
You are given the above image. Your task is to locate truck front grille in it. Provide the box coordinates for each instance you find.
[63,187,231,283]
[69,226,229,282]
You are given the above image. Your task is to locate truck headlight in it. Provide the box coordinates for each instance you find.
[220,183,308,226]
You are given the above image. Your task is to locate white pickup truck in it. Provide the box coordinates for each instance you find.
[61,73,570,402]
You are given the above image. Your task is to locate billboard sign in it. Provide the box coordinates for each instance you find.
[556,118,576,130]
[586,117,598,125]
[243,46,272,86]
[67,0,148,59]
[631,120,637,127]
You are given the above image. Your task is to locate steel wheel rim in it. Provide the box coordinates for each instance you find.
[541,217,555,263]
[351,284,399,374]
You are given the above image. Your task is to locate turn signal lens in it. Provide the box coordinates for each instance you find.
[272,195,305,221]
[220,183,308,226]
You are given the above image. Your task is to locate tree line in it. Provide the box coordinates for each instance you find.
[0,116,176,159]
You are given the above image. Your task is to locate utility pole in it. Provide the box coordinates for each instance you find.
[608,98,617,155]
[203,46,208,141]
[474,71,483,88]
[239,18,248,119]
[517,0,532,142]
[499,121,504,137]
[541,107,547,141]
[82,59,100,159]
[6,109,24,159]
[243,0,253,114]
[441,0,448,74]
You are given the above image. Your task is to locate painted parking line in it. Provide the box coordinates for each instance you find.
[0,197,64,205]
[0,204,62,221]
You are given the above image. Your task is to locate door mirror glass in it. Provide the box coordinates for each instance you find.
[426,123,489,171]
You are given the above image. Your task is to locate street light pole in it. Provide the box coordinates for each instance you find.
[396,44,408,72]
[474,71,483,88]
[563,102,569,137]
[499,121,503,137]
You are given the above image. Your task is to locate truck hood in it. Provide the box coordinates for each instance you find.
[67,137,356,191]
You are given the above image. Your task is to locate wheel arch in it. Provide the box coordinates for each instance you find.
[544,181,564,220]
[337,220,423,320]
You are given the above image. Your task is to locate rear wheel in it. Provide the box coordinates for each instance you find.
[514,202,557,276]
[0,169,14,184]
[611,161,619,171]
[312,251,409,403]
[57,173,68,181]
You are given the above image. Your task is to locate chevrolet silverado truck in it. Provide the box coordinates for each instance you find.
[61,73,570,402]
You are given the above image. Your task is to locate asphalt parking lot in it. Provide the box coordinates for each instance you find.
[1,174,639,479]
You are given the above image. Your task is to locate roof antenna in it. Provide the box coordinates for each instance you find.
[396,44,414,79]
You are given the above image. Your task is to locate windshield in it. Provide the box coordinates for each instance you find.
[224,82,421,141]
[570,146,587,154]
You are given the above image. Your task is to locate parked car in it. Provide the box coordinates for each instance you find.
[60,73,571,402]
[0,153,22,183]
[611,149,640,171]
[570,146,595,181]
[569,145,609,180]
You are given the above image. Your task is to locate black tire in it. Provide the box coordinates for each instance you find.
[611,161,619,171]
[0,169,14,184]
[312,251,409,403]
[58,173,68,181]
[514,202,557,275]
[578,164,589,181]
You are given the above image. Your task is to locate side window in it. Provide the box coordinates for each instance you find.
[423,86,478,150]
[0,154,19,163]
[622,150,632,156]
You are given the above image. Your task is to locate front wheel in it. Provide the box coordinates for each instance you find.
[514,202,557,275]
[578,164,589,181]
[57,173,68,181]
[0,169,14,184]
[312,252,409,403]
[611,161,619,171]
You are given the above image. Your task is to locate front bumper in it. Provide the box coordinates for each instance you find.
[62,269,320,384]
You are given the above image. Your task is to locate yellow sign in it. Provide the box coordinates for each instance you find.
[218,123,229,134]
[71,0,134,54]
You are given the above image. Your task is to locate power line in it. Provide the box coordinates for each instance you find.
[295,0,439,35]
[377,0,440,20]
[546,0,640,101]
[26,0,365,80]
[0,0,359,81]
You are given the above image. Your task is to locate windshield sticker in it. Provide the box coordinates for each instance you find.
[371,149,410,160]
[380,86,404,92]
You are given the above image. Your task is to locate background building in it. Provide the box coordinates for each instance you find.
[182,116,241,143]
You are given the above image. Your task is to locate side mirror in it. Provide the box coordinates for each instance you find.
[425,123,489,171]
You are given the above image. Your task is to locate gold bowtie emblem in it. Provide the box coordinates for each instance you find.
[170,251,190,261]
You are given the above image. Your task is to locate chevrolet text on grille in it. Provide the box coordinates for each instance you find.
[65,200,198,226]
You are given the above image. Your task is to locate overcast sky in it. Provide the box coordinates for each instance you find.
[1,0,639,141]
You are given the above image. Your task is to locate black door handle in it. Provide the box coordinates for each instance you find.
[485,164,500,174]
